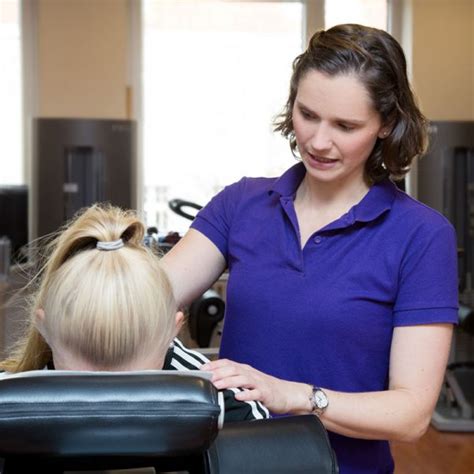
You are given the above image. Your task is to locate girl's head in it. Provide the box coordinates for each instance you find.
[274,23,428,183]
[5,204,181,372]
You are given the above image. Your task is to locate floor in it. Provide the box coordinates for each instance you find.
[392,426,474,474]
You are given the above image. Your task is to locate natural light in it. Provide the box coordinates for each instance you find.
[142,0,304,234]
[325,0,387,30]
[0,0,22,185]
[142,0,388,234]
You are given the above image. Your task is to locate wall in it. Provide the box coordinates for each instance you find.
[32,0,474,120]
[36,0,129,118]
[411,0,473,121]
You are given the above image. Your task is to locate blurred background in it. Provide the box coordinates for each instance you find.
[0,1,473,472]
[1,0,472,239]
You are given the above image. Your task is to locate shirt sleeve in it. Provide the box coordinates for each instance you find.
[190,179,245,260]
[393,221,459,326]
[221,387,270,422]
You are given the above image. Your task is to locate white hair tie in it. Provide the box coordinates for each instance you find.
[96,238,124,251]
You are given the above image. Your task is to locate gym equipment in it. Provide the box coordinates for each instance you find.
[168,198,225,348]
[168,198,202,221]
[432,304,474,431]
[34,118,135,239]
[189,289,225,348]
[417,121,474,432]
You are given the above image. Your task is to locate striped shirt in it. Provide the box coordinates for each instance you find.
[165,338,269,422]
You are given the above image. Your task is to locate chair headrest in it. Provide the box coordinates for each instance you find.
[0,371,220,457]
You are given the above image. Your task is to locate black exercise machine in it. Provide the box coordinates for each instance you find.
[417,121,474,432]
[432,304,474,431]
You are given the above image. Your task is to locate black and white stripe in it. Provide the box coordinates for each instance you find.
[165,338,269,421]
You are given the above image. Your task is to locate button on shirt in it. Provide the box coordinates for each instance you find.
[191,163,458,474]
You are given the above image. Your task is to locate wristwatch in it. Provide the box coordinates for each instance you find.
[309,386,329,416]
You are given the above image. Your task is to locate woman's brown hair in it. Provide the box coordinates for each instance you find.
[274,23,428,183]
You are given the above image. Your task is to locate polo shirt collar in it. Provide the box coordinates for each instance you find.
[270,162,398,225]
[349,177,397,224]
[270,162,306,198]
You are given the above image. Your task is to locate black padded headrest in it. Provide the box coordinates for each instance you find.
[0,371,220,457]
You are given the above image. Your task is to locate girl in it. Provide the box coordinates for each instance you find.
[0,204,268,423]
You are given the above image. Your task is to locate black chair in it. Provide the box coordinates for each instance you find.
[206,415,338,473]
[0,371,338,473]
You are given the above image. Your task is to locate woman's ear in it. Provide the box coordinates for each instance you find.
[174,311,185,337]
[378,121,394,139]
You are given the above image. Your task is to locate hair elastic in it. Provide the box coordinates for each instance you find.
[96,238,124,251]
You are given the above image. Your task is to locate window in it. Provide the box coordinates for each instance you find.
[142,0,303,234]
[325,0,387,30]
[0,0,22,185]
[141,0,389,234]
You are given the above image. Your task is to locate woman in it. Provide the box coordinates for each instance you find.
[0,204,269,423]
[161,24,458,473]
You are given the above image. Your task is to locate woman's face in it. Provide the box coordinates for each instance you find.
[292,70,387,188]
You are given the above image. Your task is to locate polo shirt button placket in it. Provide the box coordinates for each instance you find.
[314,236,322,245]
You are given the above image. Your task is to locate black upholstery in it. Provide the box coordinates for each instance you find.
[206,415,338,474]
[0,371,220,473]
[0,371,338,473]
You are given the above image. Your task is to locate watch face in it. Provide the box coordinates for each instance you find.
[315,390,328,408]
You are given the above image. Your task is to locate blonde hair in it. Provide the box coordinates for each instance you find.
[0,204,177,372]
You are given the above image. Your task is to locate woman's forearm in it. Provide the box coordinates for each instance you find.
[204,325,450,443]
[283,381,432,442]
[206,364,433,442]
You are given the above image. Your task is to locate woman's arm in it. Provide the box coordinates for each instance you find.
[201,323,453,442]
[160,228,227,307]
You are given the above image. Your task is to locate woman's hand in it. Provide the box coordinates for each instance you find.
[200,359,311,414]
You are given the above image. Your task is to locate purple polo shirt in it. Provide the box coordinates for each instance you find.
[191,163,458,474]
